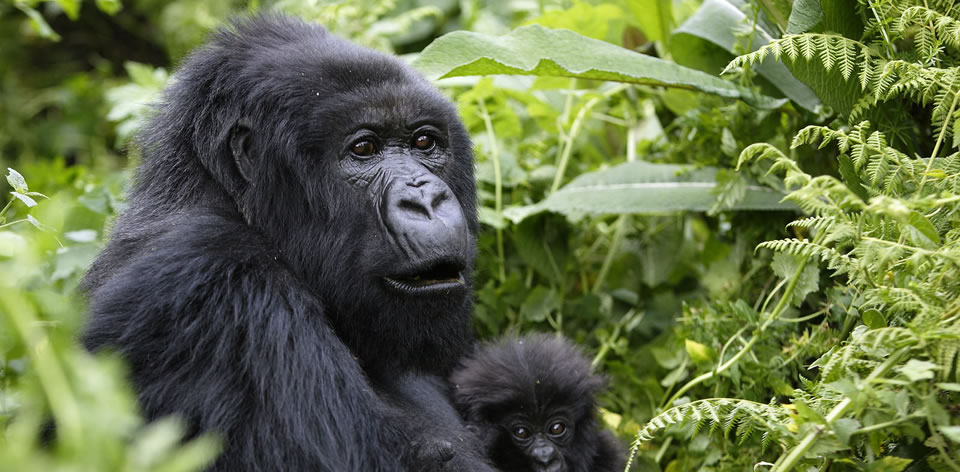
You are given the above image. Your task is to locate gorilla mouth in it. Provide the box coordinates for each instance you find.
[383,259,466,295]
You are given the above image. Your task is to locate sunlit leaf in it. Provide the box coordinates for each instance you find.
[414,25,784,108]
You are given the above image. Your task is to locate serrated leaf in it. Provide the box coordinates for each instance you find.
[6,168,27,193]
[503,162,795,223]
[413,25,784,109]
[10,192,37,208]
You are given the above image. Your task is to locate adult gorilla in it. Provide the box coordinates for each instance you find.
[83,14,487,471]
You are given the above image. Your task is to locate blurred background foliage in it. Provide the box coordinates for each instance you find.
[1,0,958,471]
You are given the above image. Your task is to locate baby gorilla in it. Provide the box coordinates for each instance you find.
[451,334,626,472]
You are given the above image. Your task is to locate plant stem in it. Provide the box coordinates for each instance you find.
[592,215,629,293]
[477,99,506,283]
[920,88,960,193]
[550,85,628,194]
[0,218,28,229]
[0,197,14,222]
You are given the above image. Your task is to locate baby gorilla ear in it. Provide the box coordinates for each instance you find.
[229,119,254,183]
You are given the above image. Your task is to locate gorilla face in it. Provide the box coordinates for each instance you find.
[224,34,477,375]
[334,99,471,297]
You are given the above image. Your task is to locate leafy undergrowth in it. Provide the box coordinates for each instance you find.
[2,0,959,471]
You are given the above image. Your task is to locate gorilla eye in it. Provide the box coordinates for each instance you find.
[548,422,566,436]
[512,426,530,440]
[351,140,376,157]
[413,134,435,151]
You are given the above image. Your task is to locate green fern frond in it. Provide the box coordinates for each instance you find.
[723,34,875,84]
[635,399,791,447]
[736,142,787,168]
[899,6,960,52]
[758,239,856,274]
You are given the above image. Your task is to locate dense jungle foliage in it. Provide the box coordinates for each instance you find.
[1,0,959,470]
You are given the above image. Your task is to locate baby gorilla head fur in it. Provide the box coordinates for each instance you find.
[451,334,626,472]
[133,15,478,378]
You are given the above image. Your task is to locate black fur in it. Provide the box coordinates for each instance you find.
[83,14,484,471]
[451,335,626,472]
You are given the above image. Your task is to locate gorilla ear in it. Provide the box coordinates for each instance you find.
[229,120,254,183]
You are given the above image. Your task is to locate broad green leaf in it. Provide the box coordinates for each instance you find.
[898,359,937,382]
[865,457,912,472]
[626,0,674,43]
[786,0,823,34]
[861,309,886,329]
[671,0,820,111]
[771,252,819,306]
[938,383,960,392]
[820,0,864,39]
[532,2,625,42]
[903,211,941,249]
[6,168,28,194]
[413,25,784,108]
[503,162,795,223]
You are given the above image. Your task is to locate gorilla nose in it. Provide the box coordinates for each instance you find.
[532,444,556,464]
[384,176,468,259]
[397,181,453,220]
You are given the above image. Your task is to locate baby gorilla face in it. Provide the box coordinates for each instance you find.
[505,414,575,472]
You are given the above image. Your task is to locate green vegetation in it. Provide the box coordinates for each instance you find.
[1,0,958,470]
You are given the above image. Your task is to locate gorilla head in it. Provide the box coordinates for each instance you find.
[451,335,626,472]
[136,15,477,378]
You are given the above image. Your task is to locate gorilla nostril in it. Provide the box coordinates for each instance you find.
[431,189,450,210]
[398,198,431,219]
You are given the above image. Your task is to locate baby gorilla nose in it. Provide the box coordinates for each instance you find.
[532,442,557,464]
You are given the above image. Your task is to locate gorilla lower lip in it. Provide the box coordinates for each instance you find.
[384,260,466,294]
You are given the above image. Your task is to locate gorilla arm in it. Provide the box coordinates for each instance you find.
[83,211,404,471]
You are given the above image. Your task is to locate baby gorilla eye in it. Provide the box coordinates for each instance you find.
[351,140,376,157]
[413,134,435,151]
[512,426,530,440]
[548,422,566,436]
